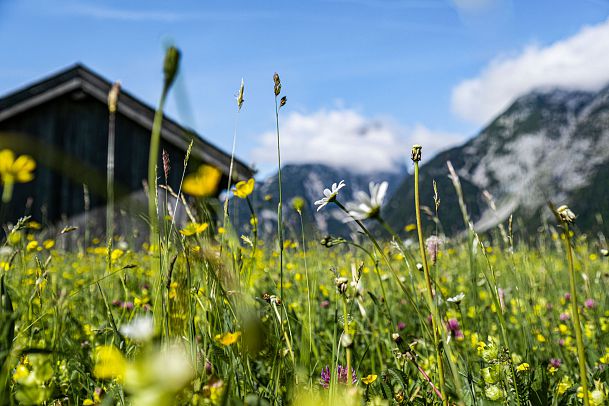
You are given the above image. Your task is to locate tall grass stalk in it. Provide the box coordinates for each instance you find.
[411,145,448,406]
[472,226,522,405]
[296,208,313,377]
[147,47,179,342]
[106,82,120,259]
[560,212,590,406]
[147,47,180,247]
[221,79,245,254]
[273,73,285,304]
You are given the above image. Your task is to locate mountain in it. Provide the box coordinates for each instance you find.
[385,87,609,236]
[231,163,404,238]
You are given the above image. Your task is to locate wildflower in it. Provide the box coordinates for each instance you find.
[601,248,609,257]
[215,331,241,346]
[233,178,255,199]
[446,318,464,341]
[345,181,388,220]
[110,249,123,261]
[319,365,357,388]
[335,276,349,294]
[320,366,331,389]
[0,149,36,185]
[426,236,442,265]
[591,389,606,406]
[560,312,570,321]
[585,298,596,309]
[404,223,417,232]
[516,363,530,372]
[485,384,504,401]
[291,196,305,212]
[314,180,346,211]
[120,315,154,342]
[482,365,503,384]
[556,205,576,223]
[182,165,222,197]
[338,364,357,385]
[361,374,377,385]
[180,222,208,236]
[13,363,29,382]
[557,375,573,395]
[202,378,225,404]
[447,292,465,305]
[93,345,126,380]
[397,321,406,331]
[550,358,562,368]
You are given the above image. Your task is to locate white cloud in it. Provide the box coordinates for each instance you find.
[409,124,464,155]
[251,109,463,173]
[452,18,609,125]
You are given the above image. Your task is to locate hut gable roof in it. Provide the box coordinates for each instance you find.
[0,63,254,181]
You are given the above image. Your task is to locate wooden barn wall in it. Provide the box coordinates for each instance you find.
[0,91,197,227]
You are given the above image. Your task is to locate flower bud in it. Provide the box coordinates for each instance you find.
[411,144,422,162]
[107,81,121,113]
[163,46,181,89]
[280,96,287,108]
[556,205,576,224]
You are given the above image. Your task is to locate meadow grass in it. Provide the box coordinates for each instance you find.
[0,49,609,406]
[1,210,609,405]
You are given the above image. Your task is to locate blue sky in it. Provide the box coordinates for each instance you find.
[1,0,609,175]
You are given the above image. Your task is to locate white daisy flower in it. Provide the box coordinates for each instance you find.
[345,181,388,220]
[447,292,465,305]
[120,315,154,342]
[314,180,346,211]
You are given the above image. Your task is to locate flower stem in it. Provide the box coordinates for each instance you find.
[563,222,590,406]
[343,298,352,385]
[147,87,168,247]
[413,159,448,406]
[274,95,284,306]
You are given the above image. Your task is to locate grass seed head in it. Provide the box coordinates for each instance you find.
[273,72,281,96]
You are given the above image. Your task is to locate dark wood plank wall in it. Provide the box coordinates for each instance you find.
[0,90,200,226]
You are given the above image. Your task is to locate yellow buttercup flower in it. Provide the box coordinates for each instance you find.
[93,345,126,380]
[182,164,222,197]
[215,331,241,346]
[404,223,417,232]
[180,222,209,236]
[0,149,36,184]
[233,178,255,199]
[516,363,530,372]
[43,239,55,250]
[12,364,29,382]
[361,374,377,385]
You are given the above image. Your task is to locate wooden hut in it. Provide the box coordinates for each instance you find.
[0,64,253,234]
